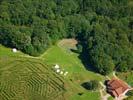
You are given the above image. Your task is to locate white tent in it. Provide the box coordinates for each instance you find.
[60,71,63,75]
[64,72,68,76]
[12,48,17,53]
[56,69,60,73]
[54,64,60,69]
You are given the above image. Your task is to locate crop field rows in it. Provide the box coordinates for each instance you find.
[0,58,65,100]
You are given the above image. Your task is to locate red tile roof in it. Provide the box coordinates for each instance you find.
[106,78,129,97]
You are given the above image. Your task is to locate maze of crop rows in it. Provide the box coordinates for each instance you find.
[0,59,65,100]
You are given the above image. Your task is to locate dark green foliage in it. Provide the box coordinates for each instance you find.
[82,80,99,90]
[117,61,128,72]
[125,91,133,100]
[0,0,133,74]
[77,44,83,53]
[126,90,133,96]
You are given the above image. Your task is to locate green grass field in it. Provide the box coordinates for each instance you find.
[41,40,105,100]
[0,44,25,57]
[0,45,65,100]
[0,58,65,100]
[0,39,105,100]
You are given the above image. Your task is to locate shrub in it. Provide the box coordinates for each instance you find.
[81,80,99,91]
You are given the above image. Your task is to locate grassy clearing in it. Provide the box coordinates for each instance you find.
[0,44,25,56]
[41,39,105,100]
[0,44,39,59]
[42,46,103,80]
[0,39,105,100]
[70,91,100,100]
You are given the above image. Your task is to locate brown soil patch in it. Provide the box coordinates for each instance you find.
[58,38,78,48]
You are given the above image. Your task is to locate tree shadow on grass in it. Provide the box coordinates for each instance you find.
[70,49,79,54]
[69,39,98,74]
[77,43,98,73]
[81,82,90,90]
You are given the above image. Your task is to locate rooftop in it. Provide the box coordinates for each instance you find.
[106,78,130,97]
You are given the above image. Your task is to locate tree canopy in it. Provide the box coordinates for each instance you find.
[0,0,133,74]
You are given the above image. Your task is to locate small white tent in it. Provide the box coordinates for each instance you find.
[12,48,17,53]
[64,72,68,76]
[54,64,60,69]
[60,71,63,75]
[56,69,60,73]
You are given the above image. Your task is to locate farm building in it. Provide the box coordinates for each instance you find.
[106,78,130,98]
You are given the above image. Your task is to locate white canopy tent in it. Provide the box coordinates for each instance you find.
[12,48,17,53]
[56,69,60,73]
[54,64,60,69]
[64,72,68,76]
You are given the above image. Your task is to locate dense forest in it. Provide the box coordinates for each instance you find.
[0,0,133,75]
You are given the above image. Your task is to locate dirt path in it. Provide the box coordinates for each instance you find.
[99,81,111,100]
[100,89,110,100]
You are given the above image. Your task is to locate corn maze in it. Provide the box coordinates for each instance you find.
[0,58,65,100]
